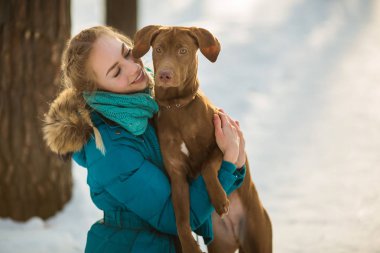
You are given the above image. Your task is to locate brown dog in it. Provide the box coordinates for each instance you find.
[133,25,272,253]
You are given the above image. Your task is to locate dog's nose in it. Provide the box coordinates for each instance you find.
[158,70,173,82]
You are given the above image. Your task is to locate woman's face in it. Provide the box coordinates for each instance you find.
[89,34,149,93]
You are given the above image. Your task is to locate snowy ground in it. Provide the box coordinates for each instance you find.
[1,0,380,252]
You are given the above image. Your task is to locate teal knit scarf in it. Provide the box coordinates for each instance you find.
[83,89,159,136]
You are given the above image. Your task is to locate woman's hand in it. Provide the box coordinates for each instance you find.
[232,120,246,168]
[215,109,246,168]
[213,110,240,164]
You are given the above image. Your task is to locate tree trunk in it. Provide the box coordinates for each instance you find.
[0,0,72,221]
[106,0,137,38]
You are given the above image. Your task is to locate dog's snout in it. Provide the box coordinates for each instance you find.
[158,70,173,82]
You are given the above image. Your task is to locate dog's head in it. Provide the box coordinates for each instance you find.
[132,25,220,90]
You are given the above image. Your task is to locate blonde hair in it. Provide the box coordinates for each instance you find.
[57,26,154,155]
[61,25,153,93]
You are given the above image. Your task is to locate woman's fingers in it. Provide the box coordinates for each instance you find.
[213,114,223,135]
[219,110,241,132]
[235,120,240,127]
[220,109,236,126]
[229,119,239,130]
[216,109,246,166]
[214,113,222,130]
[234,121,243,136]
[217,110,240,142]
[214,113,221,128]
[218,111,229,129]
[215,112,235,136]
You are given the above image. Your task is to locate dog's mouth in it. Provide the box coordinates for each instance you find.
[155,81,181,88]
[155,69,181,88]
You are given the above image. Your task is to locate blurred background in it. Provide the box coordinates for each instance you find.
[1,0,380,252]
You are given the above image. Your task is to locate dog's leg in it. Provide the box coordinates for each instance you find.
[201,148,229,216]
[166,162,203,253]
[238,207,272,253]
[207,212,239,253]
[236,162,273,253]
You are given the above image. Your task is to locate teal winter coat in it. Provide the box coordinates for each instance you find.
[72,112,246,253]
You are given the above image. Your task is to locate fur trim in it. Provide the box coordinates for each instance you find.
[43,88,94,155]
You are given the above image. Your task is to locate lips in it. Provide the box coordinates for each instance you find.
[130,69,145,85]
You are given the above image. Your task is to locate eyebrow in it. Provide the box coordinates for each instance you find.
[105,43,125,77]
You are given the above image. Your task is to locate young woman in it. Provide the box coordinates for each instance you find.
[43,26,246,253]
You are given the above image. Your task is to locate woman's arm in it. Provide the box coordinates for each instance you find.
[87,143,245,236]
[79,110,246,237]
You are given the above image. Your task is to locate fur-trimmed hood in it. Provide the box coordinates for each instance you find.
[43,88,95,155]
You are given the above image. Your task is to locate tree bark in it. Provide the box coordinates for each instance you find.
[106,0,137,38]
[0,0,72,221]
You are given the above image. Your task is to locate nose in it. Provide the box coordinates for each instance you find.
[158,70,173,82]
[123,58,140,76]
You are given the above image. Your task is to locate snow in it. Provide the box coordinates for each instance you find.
[2,0,380,252]
[0,166,101,253]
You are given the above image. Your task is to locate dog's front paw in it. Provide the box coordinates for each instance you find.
[211,192,230,217]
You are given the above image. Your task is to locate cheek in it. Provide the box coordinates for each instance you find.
[87,64,104,89]
[119,75,130,87]
[180,54,194,69]
[95,76,105,88]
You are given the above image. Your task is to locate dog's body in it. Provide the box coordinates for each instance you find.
[133,25,272,253]
[155,91,218,179]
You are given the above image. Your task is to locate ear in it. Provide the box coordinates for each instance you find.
[190,27,221,62]
[132,25,162,58]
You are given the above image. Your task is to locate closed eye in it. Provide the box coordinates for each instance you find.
[114,47,131,78]
[113,67,121,78]
[124,48,131,59]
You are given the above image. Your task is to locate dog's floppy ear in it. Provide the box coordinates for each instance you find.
[190,27,221,62]
[133,25,162,58]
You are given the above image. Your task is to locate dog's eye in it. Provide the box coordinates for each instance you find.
[155,47,162,53]
[179,48,188,54]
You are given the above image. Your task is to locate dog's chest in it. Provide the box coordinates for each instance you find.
[156,106,216,172]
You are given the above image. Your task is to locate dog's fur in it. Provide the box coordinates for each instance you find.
[133,25,272,253]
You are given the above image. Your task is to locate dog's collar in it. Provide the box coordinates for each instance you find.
[157,93,198,110]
